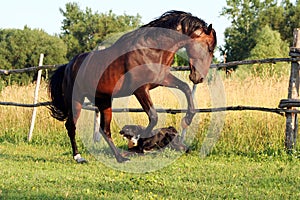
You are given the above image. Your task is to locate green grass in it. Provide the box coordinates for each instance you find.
[1,142,300,199]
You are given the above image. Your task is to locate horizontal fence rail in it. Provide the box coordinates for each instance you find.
[1,57,300,116]
[0,100,299,116]
[0,64,64,75]
[1,57,300,75]
[82,105,298,115]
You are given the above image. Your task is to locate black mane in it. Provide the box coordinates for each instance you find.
[142,10,207,36]
[113,10,216,51]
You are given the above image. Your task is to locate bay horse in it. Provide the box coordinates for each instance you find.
[49,10,217,163]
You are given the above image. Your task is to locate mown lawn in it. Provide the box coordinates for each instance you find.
[1,142,300,199]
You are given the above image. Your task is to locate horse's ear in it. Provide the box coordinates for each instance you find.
[206,24,212,35]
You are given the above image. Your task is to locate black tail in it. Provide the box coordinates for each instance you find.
[49,64,68,121]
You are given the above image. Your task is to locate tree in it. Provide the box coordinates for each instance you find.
[173,49,189,67]
[257,0,300,46]
[60,2,142,59]
[278,0,300,45]
[0,27,67,85]
[221,0,300,64]
[220,0,264,62]
[244,25,290,77]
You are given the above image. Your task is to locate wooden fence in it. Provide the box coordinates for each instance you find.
[1,29,300,151]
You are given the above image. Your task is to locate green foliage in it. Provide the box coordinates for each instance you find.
[99,31,130,48]
[172,48,189,66]
[245,25,290,78]
[59,2,142,59]
[221,0,300,63]
[220,0,263,62]
[249,25,289,58]
[277,0,300,45]
[256,0,300,46]
[0,27,67,86]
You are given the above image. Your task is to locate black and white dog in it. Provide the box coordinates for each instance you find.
[119,125,188,153]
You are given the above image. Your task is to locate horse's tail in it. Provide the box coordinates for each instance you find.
[49,64,68,121]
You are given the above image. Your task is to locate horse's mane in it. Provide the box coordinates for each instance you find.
[112,10,216,49]
[141,10,207,36]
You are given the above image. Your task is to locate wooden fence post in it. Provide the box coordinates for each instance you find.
[285,28,300,151]
[28,53,44,141]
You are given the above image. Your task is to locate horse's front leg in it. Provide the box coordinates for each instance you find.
[134,87,158,138]
[97,98,129,163]
[162,74,196,128]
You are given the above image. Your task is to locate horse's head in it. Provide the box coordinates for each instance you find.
[185,24,216,84]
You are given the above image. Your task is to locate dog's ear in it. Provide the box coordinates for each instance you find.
[167,126,178,133]
[120,125,131,134]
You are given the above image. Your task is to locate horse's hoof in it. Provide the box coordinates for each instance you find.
[74,154,88,164]
[117,156,130,163]
[185,147,190,153]
[121,151,136,157]
[76,157,88,164]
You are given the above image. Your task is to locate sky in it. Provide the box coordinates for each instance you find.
[0,0,229,56]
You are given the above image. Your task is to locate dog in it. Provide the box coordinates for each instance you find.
[119,125,188,153]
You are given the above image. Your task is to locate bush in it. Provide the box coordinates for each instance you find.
[243,25,290,78]
[0,27,67,86]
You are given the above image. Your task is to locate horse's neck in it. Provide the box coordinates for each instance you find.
[110,28,186,66]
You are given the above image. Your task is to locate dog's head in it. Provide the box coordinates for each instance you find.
[119,125,144,148]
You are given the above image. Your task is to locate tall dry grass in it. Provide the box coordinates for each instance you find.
[0,70,296,156]
[216,73,290,155]
[0,83,67,146]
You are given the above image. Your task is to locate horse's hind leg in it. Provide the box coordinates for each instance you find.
[97,98,129,163]
[65,100,87,163]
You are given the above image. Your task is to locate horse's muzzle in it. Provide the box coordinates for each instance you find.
[189,72,204,84]
[189,63,205,84]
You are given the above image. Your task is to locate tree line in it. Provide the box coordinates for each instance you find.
[0,1,299,87]
[221,0,300,77]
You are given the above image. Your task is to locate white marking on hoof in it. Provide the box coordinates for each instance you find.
[74,154,87,163]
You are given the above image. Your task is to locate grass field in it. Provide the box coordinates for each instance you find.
[1,70,300,199]
[1,143,300,199]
